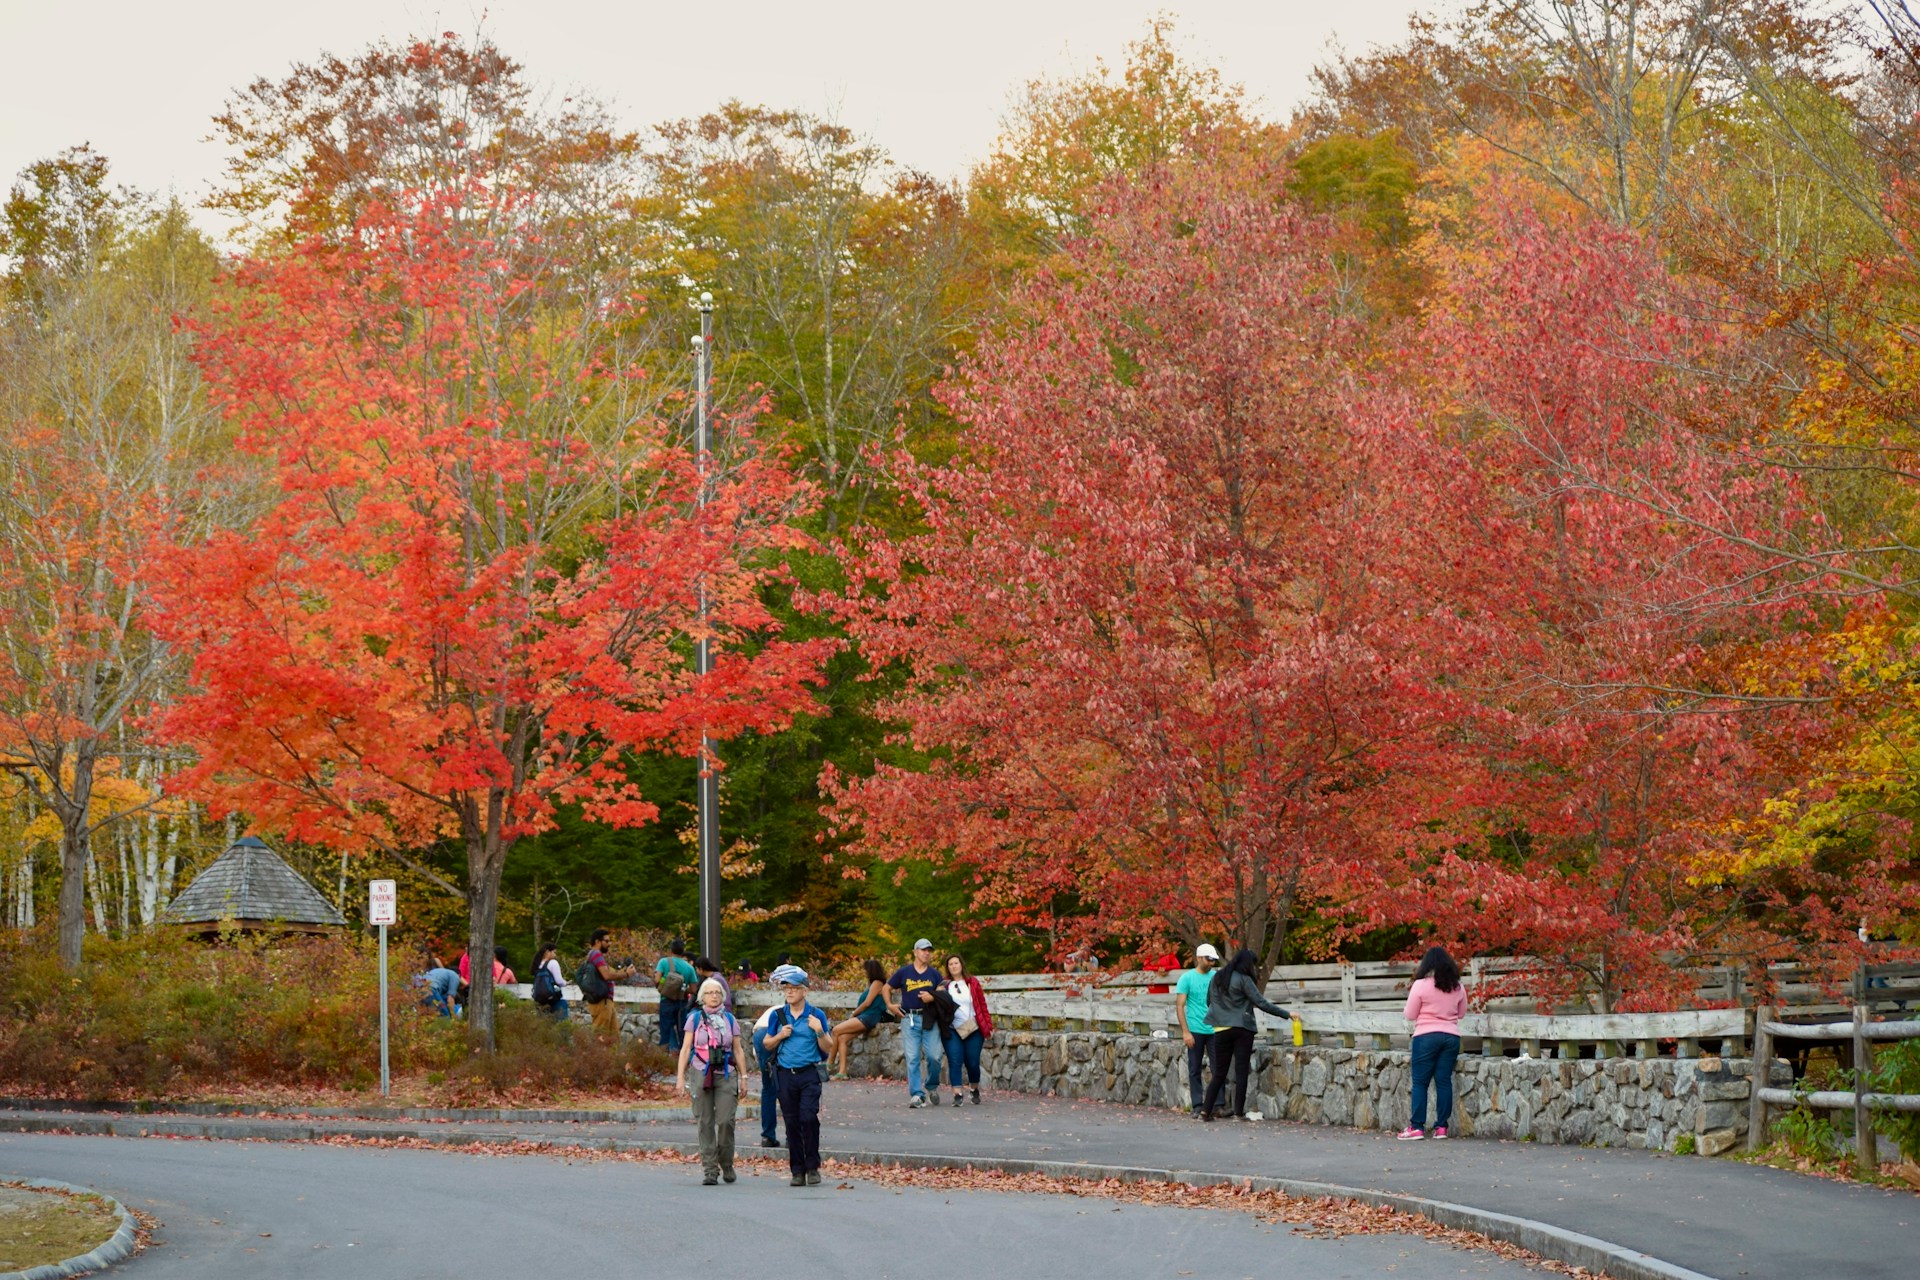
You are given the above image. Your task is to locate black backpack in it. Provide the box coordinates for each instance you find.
[577,956,611,1002]
[532,965,561,1007]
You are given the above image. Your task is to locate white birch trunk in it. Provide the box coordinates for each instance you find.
[136,756,162,927]
[85,849,108,933]
[116,815,132,933]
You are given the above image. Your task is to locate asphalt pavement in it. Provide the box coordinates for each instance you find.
[0,1132,1544,1280]
[1,1080,1913,1279]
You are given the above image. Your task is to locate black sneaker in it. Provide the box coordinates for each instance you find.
[790,1174,806,1187]
[971,1087,981,1105]
[953,1092,965,1107]
[722,1169,737,1183]
[805,1170,821,1186]
[760,1136,781,1148]
[702,1175,718,1186]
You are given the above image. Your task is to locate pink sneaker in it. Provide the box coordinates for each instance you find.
[1395,1126,1425,1140]
[1432,1126,1449,1139]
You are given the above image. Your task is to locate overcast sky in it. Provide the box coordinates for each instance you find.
[1,0,1437,232]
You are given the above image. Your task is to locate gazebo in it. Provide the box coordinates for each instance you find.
[160,835,347,935]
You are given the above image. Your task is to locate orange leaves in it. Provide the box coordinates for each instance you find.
[151,183,832,873]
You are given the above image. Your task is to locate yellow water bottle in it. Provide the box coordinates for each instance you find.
[1291,1014,1304,1046]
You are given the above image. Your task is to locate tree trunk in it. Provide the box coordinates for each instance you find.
[463,820,512,1051]
[56,813,90,968]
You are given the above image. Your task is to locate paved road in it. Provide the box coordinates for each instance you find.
[774,1084,1917,1280]
[4,1081,1914,1278]
[0,1133,1542,1279]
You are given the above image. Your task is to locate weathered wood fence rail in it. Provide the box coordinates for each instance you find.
[505,983,1751,1061]
[1747,1001,1920,1173]
[502,956,1914,1067]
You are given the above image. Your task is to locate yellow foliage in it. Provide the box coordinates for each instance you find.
[13,763,176,845]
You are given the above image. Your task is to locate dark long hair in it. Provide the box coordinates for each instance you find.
[1414,946,1461,994]
[863,958,886,985]
[533,942,557,972]
[1209,947,1260,1004]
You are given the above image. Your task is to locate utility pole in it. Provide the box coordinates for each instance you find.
[693,292,722,968]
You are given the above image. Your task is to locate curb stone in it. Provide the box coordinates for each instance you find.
[0,1097,741,1124]
[0,1112,1708,1280]
[0,1177,138,1280]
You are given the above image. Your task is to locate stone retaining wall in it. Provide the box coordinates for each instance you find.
[837,1025,1788,1155]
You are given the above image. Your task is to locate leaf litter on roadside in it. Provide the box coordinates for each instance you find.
[293,1134,1586,1273]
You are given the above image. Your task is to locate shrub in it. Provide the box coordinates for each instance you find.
[439,1002,675,1104]
[0,927,663,1101]
[1871,1038,1920,1163]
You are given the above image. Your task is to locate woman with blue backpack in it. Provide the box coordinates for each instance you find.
[530,943,568,1021]
[676,978,747,1185]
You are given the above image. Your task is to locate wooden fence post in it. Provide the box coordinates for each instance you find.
[1853,1004,1877,1175]
[1747,1004,1773,1153]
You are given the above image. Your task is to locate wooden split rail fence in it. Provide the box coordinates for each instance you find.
[1748,996,1920,1175]
[505,955,1916,1066]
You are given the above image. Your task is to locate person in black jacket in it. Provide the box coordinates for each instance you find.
[1200,948,1292,1122]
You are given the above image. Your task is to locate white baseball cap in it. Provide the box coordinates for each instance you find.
[913,938,934,951]
[1194,943,1221,961]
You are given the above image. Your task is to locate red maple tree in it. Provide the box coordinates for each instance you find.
[151,187,832,1044]
[1397,198,1845,1008]
[823,154,1493,973]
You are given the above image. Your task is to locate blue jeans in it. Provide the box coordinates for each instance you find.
[1410,1032,1461,1129]
[547,998,570,1021]
[901,1012,944,1098]
[942,1027,984,1087]
[659,997,688,1049]
[753,1029,780,1144]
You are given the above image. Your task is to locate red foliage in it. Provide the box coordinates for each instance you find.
[1390,199,1842,1007]
[823,154,1492,970]
[150,185,832,1040]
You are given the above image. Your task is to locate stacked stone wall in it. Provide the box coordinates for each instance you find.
[836,1025,1786,1154]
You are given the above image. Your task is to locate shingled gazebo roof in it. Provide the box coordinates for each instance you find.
[161,836,347,932]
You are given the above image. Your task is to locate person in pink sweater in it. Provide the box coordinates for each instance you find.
[1398,946,1467,1140]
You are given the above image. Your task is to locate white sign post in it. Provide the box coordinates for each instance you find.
[368,880,397,1096]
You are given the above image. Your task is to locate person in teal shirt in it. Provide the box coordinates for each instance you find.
[655,938,699,1051]
[1173,943,1220,1117]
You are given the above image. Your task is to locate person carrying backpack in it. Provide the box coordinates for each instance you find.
[764,963,831,1187]
[531,943,568,1020]
[579,928,633,1040]
[655,938,698,1051]
[676,978,747,1185]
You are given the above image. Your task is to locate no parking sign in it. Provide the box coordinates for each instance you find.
[369,879,397,925]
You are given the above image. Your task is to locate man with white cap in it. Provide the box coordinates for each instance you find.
[886,938,946,1107]
[764,962,831,1186]
[1173,943,1221,1117]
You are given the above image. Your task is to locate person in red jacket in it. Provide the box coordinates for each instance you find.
[940,953,995,1106]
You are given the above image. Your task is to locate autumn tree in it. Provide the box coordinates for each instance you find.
[0,148,222,968]
[647,103,972,535]
[151,186,832,1047]
[824,152,1493,976]
[970,16,1277,265]
[1394,195,1877,1006]
[209,31,647,249]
